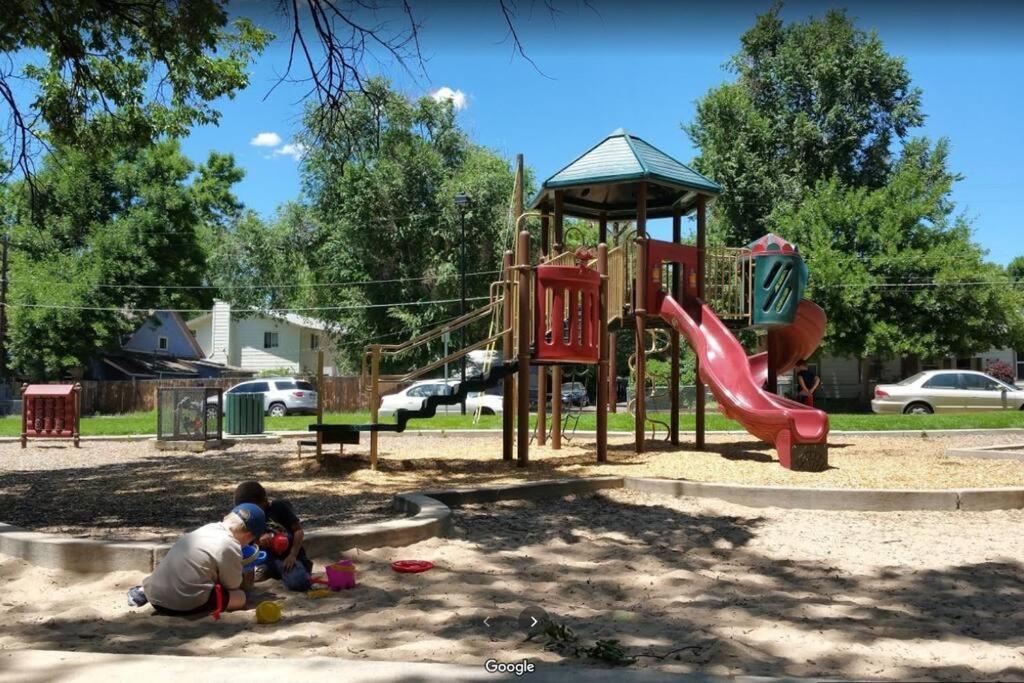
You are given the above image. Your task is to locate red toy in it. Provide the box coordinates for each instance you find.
[391,560,434,574]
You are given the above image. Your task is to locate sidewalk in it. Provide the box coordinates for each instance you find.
[0,650,813,683]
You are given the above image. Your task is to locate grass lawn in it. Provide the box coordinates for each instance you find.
[0,408,1020,437]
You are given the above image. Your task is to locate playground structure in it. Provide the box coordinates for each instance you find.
[20,383,82,448]
[313,129,829,471]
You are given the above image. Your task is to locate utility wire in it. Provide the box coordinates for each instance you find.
[0,295,493,314]
[13,269,503,291]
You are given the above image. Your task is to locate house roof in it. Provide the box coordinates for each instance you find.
[99,352,252,380]
[529,128,722,219]
[187,307,333,332]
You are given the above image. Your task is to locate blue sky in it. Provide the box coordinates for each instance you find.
[179,2,1020,264]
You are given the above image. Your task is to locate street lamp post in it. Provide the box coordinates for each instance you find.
[453,193,472,414]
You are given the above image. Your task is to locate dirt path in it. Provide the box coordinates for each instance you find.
[1,491,1022,680]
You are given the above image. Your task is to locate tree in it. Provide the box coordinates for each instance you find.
[688,5,1024,372]
[686,5,923,245]
[1007,256,1024,282]
[0,1,270,185]
[297,79,517,372]
[772,138,1024,361]
[5,138,244,379]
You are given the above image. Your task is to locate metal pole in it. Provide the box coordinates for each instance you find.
[460,210,467,414]
[670,204,681,446]
[634,182,648,454]
[501,249,514,461]
[597,243,609,462]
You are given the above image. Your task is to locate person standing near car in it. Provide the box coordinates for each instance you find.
[795,359,820,407]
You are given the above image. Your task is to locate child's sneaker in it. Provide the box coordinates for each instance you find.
[127,585,148,607]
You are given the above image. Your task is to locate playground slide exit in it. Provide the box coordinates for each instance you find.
[659,295,829,469]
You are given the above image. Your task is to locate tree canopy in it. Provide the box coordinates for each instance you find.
[688,5,1024,362]
[4,137,243,379]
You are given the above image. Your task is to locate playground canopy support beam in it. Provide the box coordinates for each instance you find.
[501,249,514,461]
[516,229,531,466]
[369,345,380,469]
[634,181,648,454]
[695,195,707,451]
[551,190,565,450]
[536,210,549,446]
[316,349,325,461]
[597,242,609,462]
[670,204,681,446]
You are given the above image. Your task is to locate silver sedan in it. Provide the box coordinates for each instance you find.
[872,370,1024,414]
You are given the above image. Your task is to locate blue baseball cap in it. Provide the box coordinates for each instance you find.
[231,503,267,537]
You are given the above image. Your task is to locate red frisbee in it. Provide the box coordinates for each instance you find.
[391,560,434,574]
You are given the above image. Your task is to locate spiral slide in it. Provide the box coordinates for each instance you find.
[659,294,829,469]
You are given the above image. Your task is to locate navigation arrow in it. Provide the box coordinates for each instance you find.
[530,617,538,627]
[483,617,491,627]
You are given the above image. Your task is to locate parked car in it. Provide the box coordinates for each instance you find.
[378,380,503,417]
[207,377,318,418]
[871,370,1024,414]
[560,381,589,407]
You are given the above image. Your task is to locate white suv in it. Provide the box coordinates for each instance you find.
[208,377,318,417]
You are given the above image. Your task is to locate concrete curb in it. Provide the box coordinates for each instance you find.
[422,477,624,507]
[0,523,163,573]
[624,478,961,511]
[304,492,451,557]
[947,443,1024,461]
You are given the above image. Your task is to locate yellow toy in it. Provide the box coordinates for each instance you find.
[255,601,282,624]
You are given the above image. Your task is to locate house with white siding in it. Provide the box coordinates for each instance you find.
[187,301,339,376]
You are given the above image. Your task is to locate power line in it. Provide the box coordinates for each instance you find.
[15,269,504,291]
[1,295,493,314]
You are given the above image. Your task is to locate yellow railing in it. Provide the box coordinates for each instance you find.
[704,247,753,322]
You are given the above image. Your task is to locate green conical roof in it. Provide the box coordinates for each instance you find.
[529,129,722,219]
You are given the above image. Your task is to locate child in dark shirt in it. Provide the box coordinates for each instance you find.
[234,481,313,591]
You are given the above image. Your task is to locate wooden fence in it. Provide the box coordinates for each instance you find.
[69,377,406,415]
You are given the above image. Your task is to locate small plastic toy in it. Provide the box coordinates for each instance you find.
[255,601,282,624]
[242,545,267,567]
[325,559,357,590]
[391,560,434,574]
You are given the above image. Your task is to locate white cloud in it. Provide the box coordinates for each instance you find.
[272,142,307,160]
[250,131,282,147]
[430,86,467,111]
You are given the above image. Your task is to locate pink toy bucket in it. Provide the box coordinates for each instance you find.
[325,560,356,590]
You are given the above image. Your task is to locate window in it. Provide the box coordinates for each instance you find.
[898,372,927,386]
[243,381,269,393]
[962,374,1003,391]
[275,381,297,391]
[407,385,430,398]
[310,334,320,350]
[295,381,315,392]
[1017,350,1024,381]
[923,373,960,389]
[264,332,279,349]
[157,336,168,351]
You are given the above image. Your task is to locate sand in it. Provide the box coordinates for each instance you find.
[0,431,1021,540]
[0,490,1022,680]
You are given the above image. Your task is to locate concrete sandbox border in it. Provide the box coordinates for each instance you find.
[3,477,1023,573]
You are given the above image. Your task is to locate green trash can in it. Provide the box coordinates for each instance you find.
[225,392,265,435]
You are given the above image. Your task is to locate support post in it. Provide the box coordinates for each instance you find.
[609,332,618,413]
[536,210,549,446]
[597,243,609,462]
[502,249,514,461]
[670,204,681,446]
[551,191,565,450]
[695,195,707,451]
[369,345,380,469]
[516,230,531,467]
[316,349,324,461]
[633,182,648,454]
[766,333,779,395]
[0,233,8,380]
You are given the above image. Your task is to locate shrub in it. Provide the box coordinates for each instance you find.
[984,360,1016,385]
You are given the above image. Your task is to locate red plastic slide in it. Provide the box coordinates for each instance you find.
[748,300,828,387]
[659,295,829,469]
